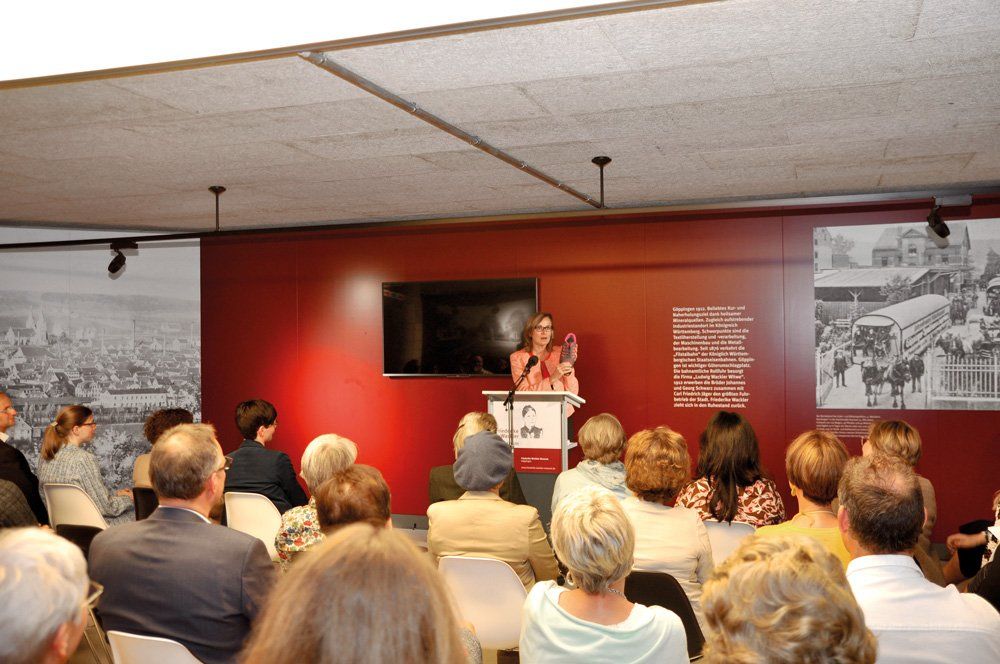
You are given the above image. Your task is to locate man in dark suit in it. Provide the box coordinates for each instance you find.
[89,423,275,664]
[0,391,48,525]
[224,399,307,513]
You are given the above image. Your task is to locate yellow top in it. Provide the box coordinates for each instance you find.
[755,519,851,569]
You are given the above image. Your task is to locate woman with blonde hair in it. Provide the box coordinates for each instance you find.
[863,419,936,543]
[38,405,134,526]
[242,523,475,664]
[428,411,525,504]
[521,486,688,663]
[700,534,876,664]
[756,430,851,567]
[274,433,357,570]
[551,412,632,513]
[621,427,713,629]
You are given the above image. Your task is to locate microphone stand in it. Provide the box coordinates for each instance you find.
[503,364,532,449]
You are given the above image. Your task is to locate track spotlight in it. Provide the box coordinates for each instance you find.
[926,205,950,238]
[108,240,138,275]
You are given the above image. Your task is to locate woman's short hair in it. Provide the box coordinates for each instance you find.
[240,524,466,664]
[315,465,391,533]
[0,528,88,664]
[520,311,555,352]
[785,430,849,505]
[695,411,765,523]
[300,434,358,492]
[451,412,497,456]
[701,534,876,664]
[578,413,627,464]
[867,420,922,467]
[551,486,635,594]
[624,427,691,503]
[234,399,277,440]
[143,408,194,445]
[40,405,92,461]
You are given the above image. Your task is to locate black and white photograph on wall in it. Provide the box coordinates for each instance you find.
[814,218,1000,411]
[0,228,200,489]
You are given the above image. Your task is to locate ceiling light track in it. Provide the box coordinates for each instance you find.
[299,50,603,209]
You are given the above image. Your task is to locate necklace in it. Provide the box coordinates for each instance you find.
[605,585,626,598]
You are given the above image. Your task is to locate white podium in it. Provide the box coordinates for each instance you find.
[483,390,585,473]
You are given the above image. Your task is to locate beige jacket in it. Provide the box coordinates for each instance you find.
[427,491,559,589]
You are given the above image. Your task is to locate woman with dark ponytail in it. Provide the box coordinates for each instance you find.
[675,411,784,528]
[38,405,134,525]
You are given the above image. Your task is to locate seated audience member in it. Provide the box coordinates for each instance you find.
[701,534,876,664]
[38,405,134,526]
[315,464,391,533]
[676,411,784,527]
[521,486,688,663]
[551,412,632,513]
[943,489,999,584]
[429,411,526,504]
[968,557,1000,613]
[242,523,478,664]
[756,430,850,567]
[839,455,1000,663]
[0,391,49,524]
[133,407,194,487]
[0,527,93,664]
[427,431,558,590]
[225,399,307,514]
[0,478,38,527]
[622,427,713,629]
[274,433,357,570]
[863,419,937,546]
[89,424,275,664]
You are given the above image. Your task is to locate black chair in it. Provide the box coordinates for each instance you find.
[132,487,159,521]
[55,524,103,561]
[625,570,704,660]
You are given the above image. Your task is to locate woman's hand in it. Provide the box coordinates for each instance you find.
[946,532,986,553]
[556,362,574,377]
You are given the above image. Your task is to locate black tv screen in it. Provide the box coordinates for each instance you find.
[382,278,538,376]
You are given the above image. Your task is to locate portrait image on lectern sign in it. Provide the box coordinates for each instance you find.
[813,218,1000,411]
[0,232,201,488]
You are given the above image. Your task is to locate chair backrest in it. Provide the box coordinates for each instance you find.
[132,487,159,521]
[438,556,527,650]
[107,631,201,664]
[625,570,705,659]
[704,520,755,565]
[55,524,104,561]
[224,491,282,561]
[43,483,108,530]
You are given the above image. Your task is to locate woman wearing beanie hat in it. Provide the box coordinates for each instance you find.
[427,431,558,590]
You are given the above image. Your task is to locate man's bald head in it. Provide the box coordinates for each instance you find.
[838,454,923,554]
[150,424,222,500]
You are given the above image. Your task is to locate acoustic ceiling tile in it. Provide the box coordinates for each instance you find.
[795,152,974,179]
[699,140,889,170]
[897,72,1000,110]
[405,84,550,124]
[913,0,1000,39]
[885,129,1000,160]
[288,127,468,161]
[108,57,368,115]
[0,124,166,161]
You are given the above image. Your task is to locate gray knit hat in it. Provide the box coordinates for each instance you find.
[454,431,513,491]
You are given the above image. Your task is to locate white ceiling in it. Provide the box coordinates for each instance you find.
[1,0,999,231]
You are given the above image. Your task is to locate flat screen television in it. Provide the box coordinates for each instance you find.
[382,278,538,376]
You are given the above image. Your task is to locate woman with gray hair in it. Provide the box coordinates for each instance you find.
[275,433,358,570]
[0,527,95,664]
[520,486,688,663]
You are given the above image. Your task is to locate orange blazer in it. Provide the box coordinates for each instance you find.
[509,347,580,415]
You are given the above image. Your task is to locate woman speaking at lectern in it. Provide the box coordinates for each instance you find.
[510,312,580,401]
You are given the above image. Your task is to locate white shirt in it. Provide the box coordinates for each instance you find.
[620,497,714,630]
[519,581,688,664]
[0,430,8,443]
[847,554,1000,664]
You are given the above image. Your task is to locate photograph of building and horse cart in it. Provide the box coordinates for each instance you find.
[815,219,1000,411]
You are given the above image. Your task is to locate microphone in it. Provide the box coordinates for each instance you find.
[525,355,539,370]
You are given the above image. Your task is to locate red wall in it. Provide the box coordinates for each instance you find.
[201,198,1000,538]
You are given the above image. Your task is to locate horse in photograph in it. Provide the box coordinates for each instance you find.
[887,356,912,409]
[950,298,968,325]
[862,358,886,407]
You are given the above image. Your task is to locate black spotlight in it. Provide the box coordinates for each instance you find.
[108,240,138,275]
[927,205,950,238]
